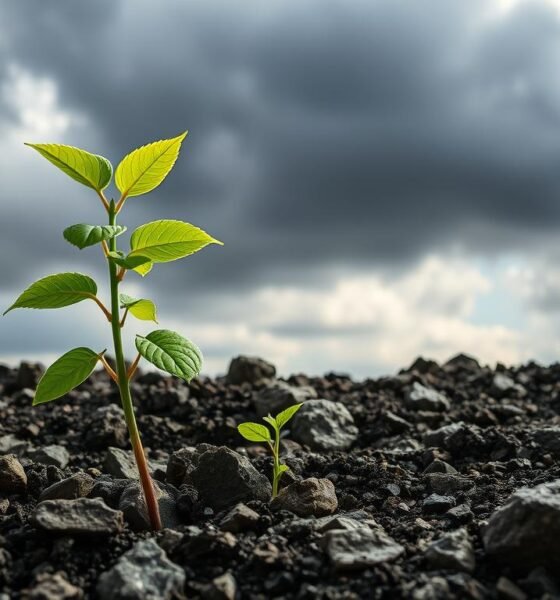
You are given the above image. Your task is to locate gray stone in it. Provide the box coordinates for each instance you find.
[492,373,525,397]
[28,445,70,469]
[496,577,527,600]
[314,515,373,533]
[119,481,180,531]
[90,476,129,508]
[226,355,276,385]
[0,434,31,456]
[423,459,458,475]
[203,572,237,600]
[444,354,480,371]
[190,446,271,511]
[31,498,123,536]
[424,473,475,496]
[406,382,450,412]
[39,472,94,501]
[84,404,128,450]
[104,447,139,479]
[166,446,201,486]
[253,380,316,418]
[97,539,185,600]
[271,478,337,517]
[323,528,405,570]
[16,361,44,389]
[0,454,27,494]
[25,572,83,599]
[291,399,358,451]
[424,528,475,573]
[482,479,560,569]
[422,493,455,514]
[532,427,560,459]
[220,503,260,533]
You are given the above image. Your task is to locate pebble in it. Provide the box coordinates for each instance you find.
[271,478,338,517]
[424,528,475,573]
[104,447,139,479]
[203,572,237,600]
[31,498,123,536]
[424,473,475,495]
[219,503,260,532]
[226,355,276,385]
[0,454,27,494]
[323,528,405,570]
[291,399,358,451]
[39,472,94,501]
[406,382,450,411]
[24,572,83,599]
[28,445,70,469]
[422,493,455,514]
[96,539,185,600]
[119,481,180,530]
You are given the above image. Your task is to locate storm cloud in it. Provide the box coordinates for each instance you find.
[2,0,560,375]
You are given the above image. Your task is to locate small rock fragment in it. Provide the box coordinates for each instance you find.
[424,528,475,573]
[422,493,455,514]
[253,380,316,417]
[406,382,450,412]
[203,572,237,600]
[39,472,94,501]
[226,356,276,385]
[97,539,185,600]
[291,399,358,451]
[0,454,27,494]
[25,572,83,599]
[28,445,70,469]
[31,498,123,536]
[323,528,404,570]
[84,404,128,449]
[119,481,179,531]
[271,478,337,517]
[219,503,260,533]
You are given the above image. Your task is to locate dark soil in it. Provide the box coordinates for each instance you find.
[1,354,559,599]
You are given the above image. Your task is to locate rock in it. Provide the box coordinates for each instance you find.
[422,494,455,514]
[492,373,525,397]
[104,447,139,479]
[446,504,474,524]
[31,498,123,536]
[97,539,185,600]
[25,572,83,599]
[190,446,271,511]
[424,459,458,475]
[444,354,480,371]
[39,472,94,501]
[271,478,337,517]
[119,481,179,531]
[0,498,9,514]
[84,404,128,450]
[532,427,560,459]
[90,476,129,508]
[166,446,200,486]
[0,454,27,494]
[203,572,237,600]
[0,434,31,456]
[424,528,475,573]
[406,357,440,374]
[323,528,405,570]
[28,445,70,469]
[253,380,316,417]
[406,382,450,412]
[219,503,260,532]
[226,355,276,385]
[314,514,373,533]
[496,577,527,600]
[424,473,475,495]
[16,361,44,389]
[423,422,465,448]
[380,411,412,434]
[143,386,188,413]
[482,479,560,569]
[291,399,358,451]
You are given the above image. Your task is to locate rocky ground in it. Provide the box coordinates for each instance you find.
[1,354,560,598]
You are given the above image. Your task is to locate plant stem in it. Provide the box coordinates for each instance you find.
[272,430,280,498]
[107,203,162,531]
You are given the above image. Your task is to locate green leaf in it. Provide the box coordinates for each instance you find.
[107,251,152,272]
[63,224,126,250]
[120,293,158,323]
[277,464,290,475]
[34,347,102,405]
[115,132,187,198]
[25,143,112,191]
[129,220,223,265]
[275,403,304,430]
[238,422,272,443]
[135,329,202,382]
[3,273,97,314]
[263,415,279,434]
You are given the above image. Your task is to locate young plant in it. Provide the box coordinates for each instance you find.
[4,133,222,530]
[238,403,303,497]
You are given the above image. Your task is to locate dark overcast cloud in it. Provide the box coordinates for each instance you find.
[2,0,560,373]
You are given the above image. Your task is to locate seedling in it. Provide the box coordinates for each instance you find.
[238,403,303,497]
[4,133,222,530]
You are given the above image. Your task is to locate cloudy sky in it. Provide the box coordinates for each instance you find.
[2,0,560,377]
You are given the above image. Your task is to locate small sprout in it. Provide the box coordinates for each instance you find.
[238,403,303,497]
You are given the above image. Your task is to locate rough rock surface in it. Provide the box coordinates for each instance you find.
[0,454,27,494]
[291,399,358,451]
[226,355,276,385]
[271,478,338,517]
[252,380,316,417]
